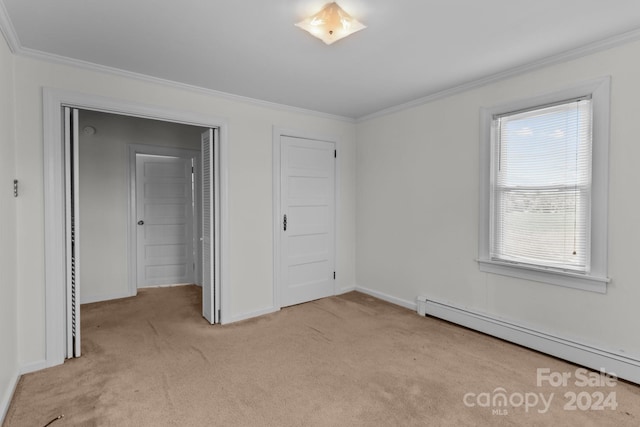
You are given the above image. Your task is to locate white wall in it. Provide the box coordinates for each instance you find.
[13,55,357,368]
[0,31,18,419]
[356,38,640,358]
[78,110,204,303]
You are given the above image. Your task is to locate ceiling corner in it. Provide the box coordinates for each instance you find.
[0,0,21,53]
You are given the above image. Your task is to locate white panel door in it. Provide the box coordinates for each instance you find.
[136,154,195,287]
[280,136,335,307]
[64,107,81,358]
[201,129,220,324]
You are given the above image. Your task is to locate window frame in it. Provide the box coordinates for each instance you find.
[478,77,610,293]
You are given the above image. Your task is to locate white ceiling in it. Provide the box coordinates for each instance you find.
[2,0,640,119]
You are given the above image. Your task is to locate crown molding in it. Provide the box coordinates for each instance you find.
[3,0,640,124]
[0,0,19,53]
[0,0,354,124]
[17,46,355,123]
[358,27,640,122]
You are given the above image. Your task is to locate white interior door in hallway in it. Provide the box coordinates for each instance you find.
[136,154,196,287]
[280,135,336,307]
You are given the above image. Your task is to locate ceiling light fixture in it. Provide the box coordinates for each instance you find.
[295,2,366,45]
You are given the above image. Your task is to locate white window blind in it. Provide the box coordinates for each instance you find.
[490,98,592,273]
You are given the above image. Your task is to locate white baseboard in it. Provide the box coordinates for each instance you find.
[355,285,417,311]
[2,359,63,424]
[0,371,19,425]
[226,286,397,323]
[138,283,194,289]
[338,285,356,294]
[417,296,640,385]
[82,283,201,305]
[20,360,48,375]
[81,289,134,305]
[227,306,279,324]
[226,286,359,324]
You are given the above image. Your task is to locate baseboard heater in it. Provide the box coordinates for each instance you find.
[416,296,640,385]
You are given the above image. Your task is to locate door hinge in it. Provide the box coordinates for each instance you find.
[218,309,221,320]
[333,271,336,280]
[334,149,337,158]
[192,166,195,173]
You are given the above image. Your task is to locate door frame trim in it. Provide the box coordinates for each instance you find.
[128,145,201,294]
[272,127,341,310]
[43,88,230,367]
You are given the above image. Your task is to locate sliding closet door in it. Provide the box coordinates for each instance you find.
[64,107,81,358]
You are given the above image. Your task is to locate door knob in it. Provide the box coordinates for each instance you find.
[137,220,144,225]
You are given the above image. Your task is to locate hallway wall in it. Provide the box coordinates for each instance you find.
[78,110,204,303]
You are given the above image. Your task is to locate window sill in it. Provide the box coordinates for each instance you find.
[477,258,609,294]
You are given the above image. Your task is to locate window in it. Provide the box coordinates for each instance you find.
[492,98,592,271]
[478,78,610,293]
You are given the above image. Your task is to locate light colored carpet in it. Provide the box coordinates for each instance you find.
[4,285,639,426]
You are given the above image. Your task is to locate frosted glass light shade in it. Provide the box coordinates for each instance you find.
[295,2,366,45]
